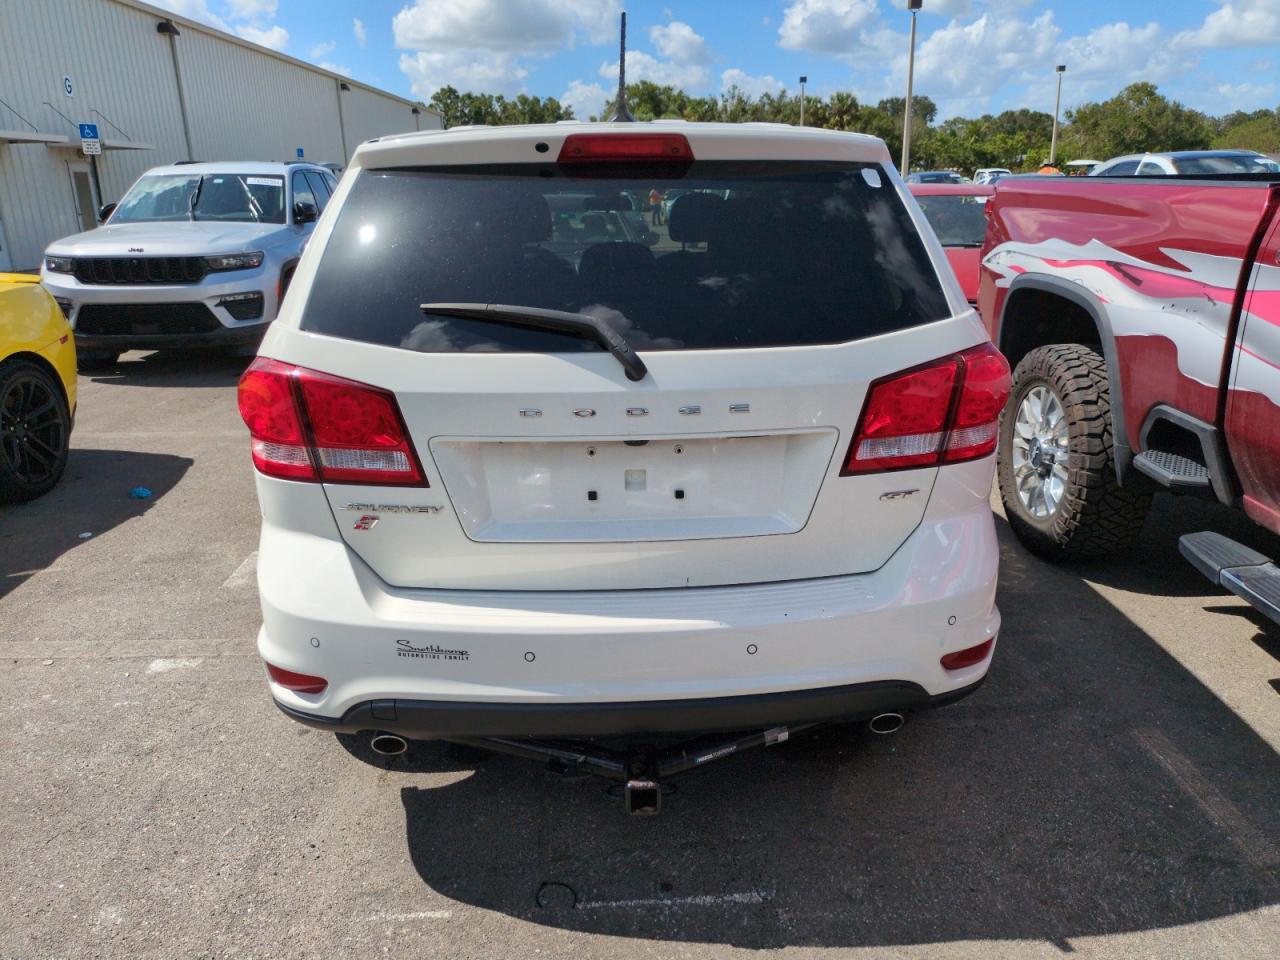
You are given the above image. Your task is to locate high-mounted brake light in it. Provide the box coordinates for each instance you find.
[842,343,1011,475]
[264,661,328,694]
[237,358,426,486]
[557,133,694,164]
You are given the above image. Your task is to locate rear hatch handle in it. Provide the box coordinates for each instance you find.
[420,302,649,382]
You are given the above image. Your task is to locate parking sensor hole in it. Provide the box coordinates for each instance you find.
[524,651,536,662]
[587,490,598,501]
[746,643,758,655]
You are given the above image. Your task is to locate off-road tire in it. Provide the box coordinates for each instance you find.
[997,343,1150,562]
[0,357,72,504]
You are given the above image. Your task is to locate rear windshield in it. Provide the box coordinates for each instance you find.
[300,161,950,353]
[915,194,988,247]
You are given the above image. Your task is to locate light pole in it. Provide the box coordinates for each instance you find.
[1049,64,1066,166]
[799,75,807,126]
[901,0,922,174]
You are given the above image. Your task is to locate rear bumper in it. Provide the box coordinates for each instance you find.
[275,677,986,738]
[255,459,1002,737]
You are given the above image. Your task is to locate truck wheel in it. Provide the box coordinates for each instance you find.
[0,358,71,504]
[997,343,1150,561]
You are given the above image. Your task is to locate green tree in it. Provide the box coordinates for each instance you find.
[1064,83,1212,158]
[1213,109,1280,154]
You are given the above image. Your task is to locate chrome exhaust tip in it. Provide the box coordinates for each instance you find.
[370,731,408,756]
[868,712,905,735]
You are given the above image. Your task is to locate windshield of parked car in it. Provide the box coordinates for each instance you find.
[915,194,988,247]
[299,161,951,353]
[1173,155,1280,174]
[110,173,286,224]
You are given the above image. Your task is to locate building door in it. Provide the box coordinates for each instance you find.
[67,160,99,232]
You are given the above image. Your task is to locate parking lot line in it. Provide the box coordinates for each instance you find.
[221,551,258,590]
[1134,727,1279,870]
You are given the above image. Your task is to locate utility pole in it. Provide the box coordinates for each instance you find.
[799,75,807,126]
[1049,64,1066,166]
[901,0,922,174]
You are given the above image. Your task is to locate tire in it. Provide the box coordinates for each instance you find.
[0,358,72,504]
[996,343,1151,562]
[77,349,119,371]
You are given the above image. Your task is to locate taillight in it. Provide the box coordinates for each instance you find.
[940,638,994,671]
[237,357,426,486]
[264,662,328,694]
[843,343,1011,475]
[557,133,694,164]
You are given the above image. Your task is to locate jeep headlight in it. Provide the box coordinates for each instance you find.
[205,251,264,271]
[45,255,75,273]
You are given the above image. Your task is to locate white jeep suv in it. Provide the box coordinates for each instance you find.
[42,161,338,366]
[240,123,1007,777]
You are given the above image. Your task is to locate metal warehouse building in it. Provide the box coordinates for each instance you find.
[0,0,441,270]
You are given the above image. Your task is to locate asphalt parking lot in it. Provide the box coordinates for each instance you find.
[2,352,1278,959]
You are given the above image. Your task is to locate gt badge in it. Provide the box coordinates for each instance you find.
[353,515,379,530]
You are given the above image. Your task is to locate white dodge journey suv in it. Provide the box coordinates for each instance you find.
[42,161,337,366]
[240,123,1008,784]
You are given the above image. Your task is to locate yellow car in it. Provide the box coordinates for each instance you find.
[0,273,76,503]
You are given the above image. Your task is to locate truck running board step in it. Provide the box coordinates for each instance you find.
[1179,531,1280,627]
[1133,450,1213,497]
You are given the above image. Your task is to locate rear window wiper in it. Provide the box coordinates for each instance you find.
[419,303,649,382]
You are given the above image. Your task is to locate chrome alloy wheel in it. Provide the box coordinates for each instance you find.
[1010,384,1069,519]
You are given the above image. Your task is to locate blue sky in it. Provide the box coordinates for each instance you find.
[157,1,1279,121]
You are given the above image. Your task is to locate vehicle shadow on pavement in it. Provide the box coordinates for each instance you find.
[82,350,249,390]
[1075,492,1280,599]
[376,517,1280,950]
[0,448,191,599]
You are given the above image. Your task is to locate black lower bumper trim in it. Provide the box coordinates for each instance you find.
[75,319,269,352]
[275,677,986,739]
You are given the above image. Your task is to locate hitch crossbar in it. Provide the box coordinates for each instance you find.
[446,723,816,815]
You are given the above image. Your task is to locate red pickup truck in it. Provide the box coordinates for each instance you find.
[979,175,1280,624]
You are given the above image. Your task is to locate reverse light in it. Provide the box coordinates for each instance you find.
[206,250,264,271]
[45,255,75,274]
[843,343,1011,475]
[557,133,694,164]
[264,662,328,694]
[237,358,425,486]
[940,638,994,671]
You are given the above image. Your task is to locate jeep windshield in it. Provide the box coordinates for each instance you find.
[300,161,950,352]
[111,173,286,224]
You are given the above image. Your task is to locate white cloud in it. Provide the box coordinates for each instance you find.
[395,0,620,98]
[226,0,276,19]
[236,23,288,51]
[393,0,619,53]
[399,51,529,98]
[353,17,367,48]
[778,0,879,54]
[149,0,228,31]
[1172,0,1280,50]
[721,68,784,98]
[310,40,336,59]
[561,79,611,120]
[1060,21,1173,85]
[318,62,353,78]
[649,21,710,63]
[910,12,1059,100]
[598,51,708,90]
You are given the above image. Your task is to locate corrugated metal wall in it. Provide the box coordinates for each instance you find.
[0,0,437,269]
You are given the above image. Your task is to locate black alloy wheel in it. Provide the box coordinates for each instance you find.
[0,359,71,503]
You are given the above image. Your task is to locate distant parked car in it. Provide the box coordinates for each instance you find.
[1090,150,1280,176]
[0,272,75,503]
[1063,159,1101,175]
[41,161,339,368]
[908,183,994,305]
[973,168,1011,184]
[906,171,967,184]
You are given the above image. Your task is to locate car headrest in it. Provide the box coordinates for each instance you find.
[668,192,724,243]
[578,242,657,287]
